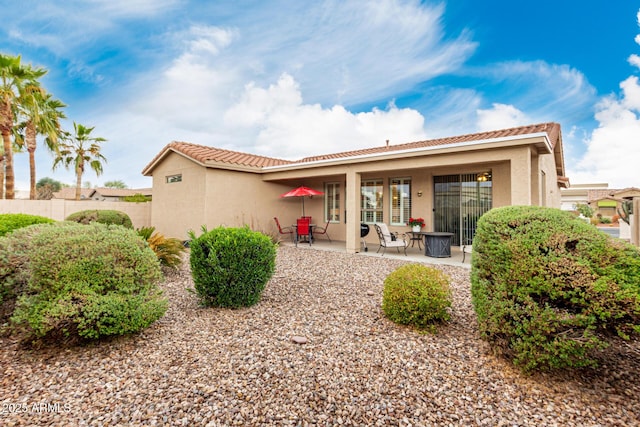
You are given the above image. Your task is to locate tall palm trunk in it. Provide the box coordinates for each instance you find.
[0,101,14,199]
[26,121,37,199]
[75,162,84,201]
[0,155,4,199]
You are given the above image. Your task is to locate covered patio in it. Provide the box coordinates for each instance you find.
[277,237,472,269]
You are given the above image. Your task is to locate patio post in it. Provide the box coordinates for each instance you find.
[345,170,361,253]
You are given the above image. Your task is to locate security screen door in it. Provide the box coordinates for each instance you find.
[433,173,492,246]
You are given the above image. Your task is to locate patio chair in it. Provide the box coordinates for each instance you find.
[296,217,312,246]
[462,238,473,263]
[274,217,294,243]
[374,223,407,256]
[313,220,332,243]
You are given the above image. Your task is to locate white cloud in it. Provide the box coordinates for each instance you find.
[476,103,530,132]
[570,76,640,188]
[628,54,640,69]
[224,74,427,159]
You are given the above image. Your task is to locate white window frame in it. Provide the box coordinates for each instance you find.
[361,179,384,223]
[390,177,411,226]
[324,182,341,223]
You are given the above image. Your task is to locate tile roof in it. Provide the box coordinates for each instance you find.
[298,122,561,163]
[143,122,562,174]
[90,188,152,197]
[52,187,94,200]
[144,142,292,173]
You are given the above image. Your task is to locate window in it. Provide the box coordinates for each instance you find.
[361,179,383,223]
[324,182,340,223]
[390,178,411,225]
[166,174,182,183]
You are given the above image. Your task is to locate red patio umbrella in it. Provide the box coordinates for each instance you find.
[280,186,324,216]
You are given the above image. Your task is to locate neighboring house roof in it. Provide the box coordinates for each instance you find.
[89,187,153,198]
[52,187,94,200]
[142,122,566,180]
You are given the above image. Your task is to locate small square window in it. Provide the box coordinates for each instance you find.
[166,174,182,183]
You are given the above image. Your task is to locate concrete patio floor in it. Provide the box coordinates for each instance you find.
[279,237,472,269]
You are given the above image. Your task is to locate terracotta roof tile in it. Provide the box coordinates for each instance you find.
[168,141,292,168]
[52,187,94,200]
[143,122,562,174]
[299,122,561,163]
[90,188,152,197]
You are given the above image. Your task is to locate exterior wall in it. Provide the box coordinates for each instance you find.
[538,150,563,207]
[0,199,151,229]
[149,153,207,239]
[203,169,295,236]
[145,136,564,248]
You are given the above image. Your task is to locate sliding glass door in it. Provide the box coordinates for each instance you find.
[434,173,492,246]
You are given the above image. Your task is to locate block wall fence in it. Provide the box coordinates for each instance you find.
[0,199,152,230]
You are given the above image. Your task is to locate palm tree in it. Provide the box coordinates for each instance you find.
[0,53,46,199]
[16,84,66,199]
[53,122,107,201]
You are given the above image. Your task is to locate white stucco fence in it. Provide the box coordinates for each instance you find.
[0,199,152,230]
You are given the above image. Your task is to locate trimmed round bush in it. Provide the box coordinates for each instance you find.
[65,209,133,228]
[382,264,452,332]
[190,226,276,308]
[471,206,640,372]
[0,213,54,237]
[8,222,167,344]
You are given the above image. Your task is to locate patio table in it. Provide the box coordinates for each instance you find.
[423,232,454,258]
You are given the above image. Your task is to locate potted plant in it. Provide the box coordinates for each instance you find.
[408,217,425,232]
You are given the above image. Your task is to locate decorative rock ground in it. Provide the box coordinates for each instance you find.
[1,245,638,426]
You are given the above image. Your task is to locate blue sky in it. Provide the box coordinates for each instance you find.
[3,0,640,190]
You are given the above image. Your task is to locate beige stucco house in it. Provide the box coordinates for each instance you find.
[142,122,568,253]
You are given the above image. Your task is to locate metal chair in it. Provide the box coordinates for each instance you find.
[274,217,294,243]
[374,223,407,256]
[296,217,312,246]
[313,220,332,243]
[462,238,473,262]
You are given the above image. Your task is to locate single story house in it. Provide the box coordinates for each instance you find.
[588,187,640,220]
[142,122,568,253]
[560,182,609,211]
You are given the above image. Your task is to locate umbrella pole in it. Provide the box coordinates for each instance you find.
[302,197,305,216]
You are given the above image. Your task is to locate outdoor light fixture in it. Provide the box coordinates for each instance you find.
[417,191,423,197]
[477,172,492,182]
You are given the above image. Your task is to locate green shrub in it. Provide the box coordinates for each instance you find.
[137,226,186,268]
[471,206,640,372]
[190,226,276,308]
[65,209,133,228]
[8,222,166,344]
[123,193,151,203]
[382,264,452,332]
[0,223,58,323]
[0,213,54,237]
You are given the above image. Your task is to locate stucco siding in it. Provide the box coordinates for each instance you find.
[149,153,207,239]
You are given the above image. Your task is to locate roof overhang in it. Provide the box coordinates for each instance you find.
[262,132,553,173]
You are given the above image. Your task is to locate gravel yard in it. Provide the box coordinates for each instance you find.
[1,245,639,426]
